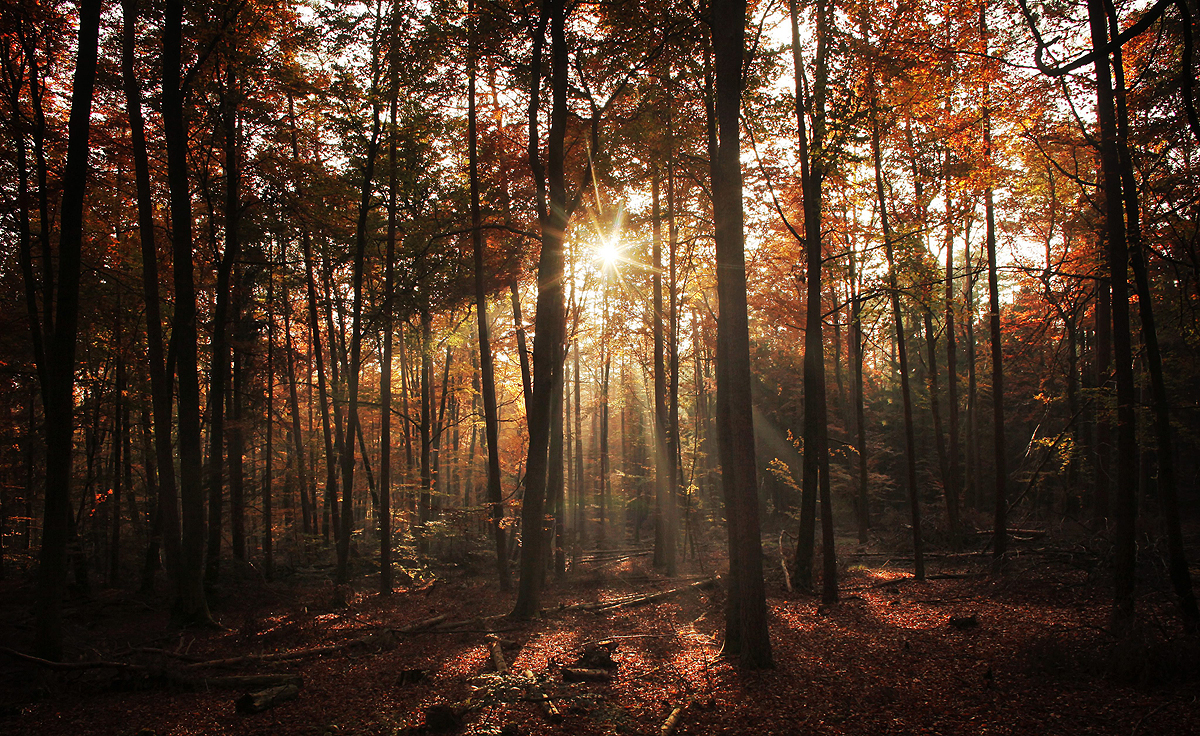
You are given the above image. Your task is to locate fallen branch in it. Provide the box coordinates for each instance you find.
[183,629,397,669]
[558,576,720,613]
[0,647,144,672]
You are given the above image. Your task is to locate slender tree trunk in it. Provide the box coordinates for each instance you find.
[981,7,1007,572]
[512,0,572,618]
[924,312,952,533]
[302,235,339,543]
[164,0,213,627]
[870,97,925,582]
[712,0,772,666]
[229,313,246,562]
[666,159,681,578]
[1086,0,1140,631]
[111,309,124,585]
[263,262,275,578]
[944,169,962,542]
[652,167,673,571]
[419,308,433,531]
[1106,9,1198,629]
[469,12,510,588]
[207,62,242,581]
[849,228,869,543]
[789,0,835,602]
[338,7,385,584]
[282,280,311,535]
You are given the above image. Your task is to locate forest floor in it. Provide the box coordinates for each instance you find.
[2,532,1200,736]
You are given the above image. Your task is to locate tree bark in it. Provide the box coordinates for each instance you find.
[981,7,1007,573]
[1086,0,1143,631]
[870,95,925,582]
[164,0,212,627]
[1106,7,1198,630]
[468,7,511,588]
[711,0,772,667]
[338,3,385,584]
[512,0,572,618]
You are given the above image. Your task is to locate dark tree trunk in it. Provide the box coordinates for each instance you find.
[944,169,962,542]
[469,5,510,589]
[512,0,572,618]
[338,5,385,584]
[263,263,275,579]
[870,99,925,582]
[1086,0,1143,631]
[981,8,1006,572]
[111,310,124,586]
[282,280,311,535]
[652,167,674,573]
[302,235,339,544]
[789,0,836,602]
[1106,8,1198,629]
[849,232,870,543]
[419,308,433,531]
[711,0,772,667]
[31,0,100,658]
[164,0,212,627]
[207,61,243,581]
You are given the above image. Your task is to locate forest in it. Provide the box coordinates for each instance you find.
[2,0,1200,732]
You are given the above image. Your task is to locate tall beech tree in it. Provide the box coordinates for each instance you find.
[711,0,772,667]
[31,0,102,660]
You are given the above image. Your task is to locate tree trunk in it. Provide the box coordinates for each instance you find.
[870,96,925,582]
[282,280,311,536]
[981,7,1007,572]
[164,0,212,627]
[943,167,962,543]
[338,5,385,584]
[1106,9,1197,629]
[512,0,571,618]
[111,309,124,586]
[711,0,772,667]
[652,167,673,572]
[1086,0,1142,631]
[789,0,835,602]
[469,12,510,589]
[206,61,242,582]
[848,224,870,543]
[263,262,275,578]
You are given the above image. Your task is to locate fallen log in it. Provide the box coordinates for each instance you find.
[561,668,612,683]
[236,682,300,714]
[486,634,508,674]
[396,613,449,633]
[661,699,691,736]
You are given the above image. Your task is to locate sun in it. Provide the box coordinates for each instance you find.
[594,237,621,270]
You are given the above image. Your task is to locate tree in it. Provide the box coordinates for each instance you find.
[164,0,214,627]
[31,0,102,660]
[711,0,772,667]
[469,0,511,591]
